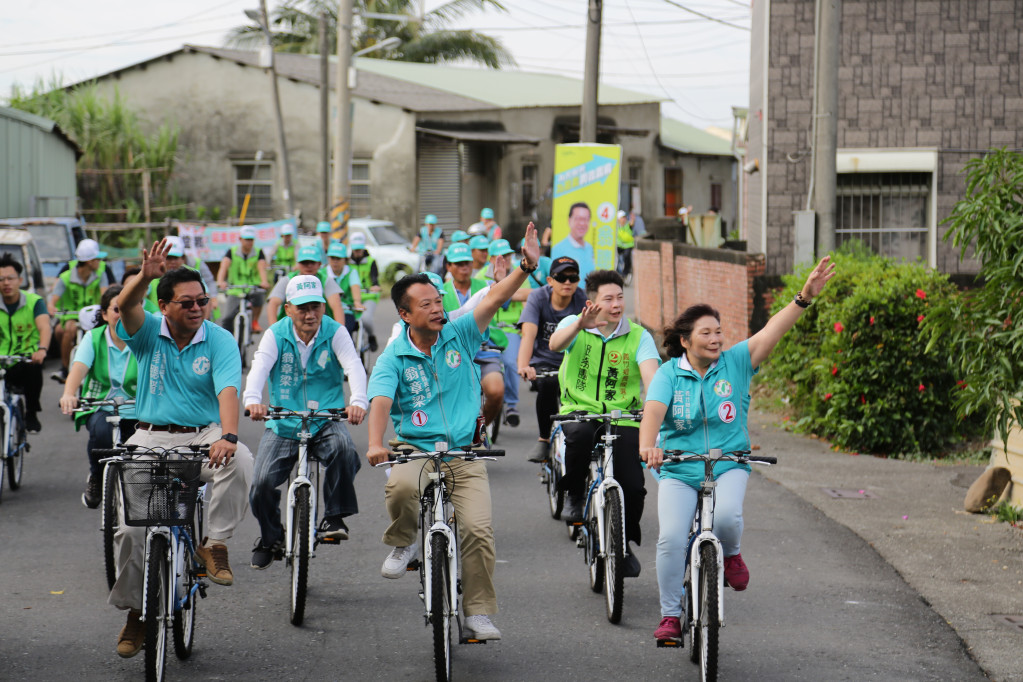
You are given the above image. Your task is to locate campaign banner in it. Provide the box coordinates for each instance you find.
[175,218,294,262]
[550,143,622,272]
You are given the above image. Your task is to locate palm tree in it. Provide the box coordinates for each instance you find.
[225,0,513,69]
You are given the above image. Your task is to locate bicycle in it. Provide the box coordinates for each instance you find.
[375,444,504,682]
[97,444,211,682]
[550,409,643,624]
[487,321,522,445]
[0,355,32,503]
[74,397,136,590]
[656,449,777,682]
[225,284,262,369]
[530,368,564,519]
[258,403,348,626]
[351,309,371,370]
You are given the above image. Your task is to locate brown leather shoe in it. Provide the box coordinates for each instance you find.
[116,609,144,658]
[195,540,234,586]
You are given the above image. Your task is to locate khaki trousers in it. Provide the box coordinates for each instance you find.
[108,423,254,611]
[383,457,497,617]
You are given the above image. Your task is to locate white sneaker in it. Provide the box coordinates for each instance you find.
[463,614,502,641]
[381,543,418,579]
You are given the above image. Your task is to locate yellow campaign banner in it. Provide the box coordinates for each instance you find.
[551,143,622,274]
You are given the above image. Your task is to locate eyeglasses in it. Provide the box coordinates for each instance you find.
[167,297,210,309]
[551,272,580,283]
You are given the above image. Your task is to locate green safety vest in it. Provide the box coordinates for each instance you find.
[479,266,525,329]
[57,261,107,315]
[277,270,333,321]
[226,246,261,295]
[74,326,138,430]
[273,240,296,268]
[327,266,356,311]
[351,256,379,302]
[443,279,506,349]
[559,319,645,424]
[146,263,201,312]
[0,292,42,357]
[617,222,635,248]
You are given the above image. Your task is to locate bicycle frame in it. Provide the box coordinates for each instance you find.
[284,430,318,562]
[0,358,29,463]
[141,522,201,621]
[685,474,725,626]
[422,469,459,620]
[583,433,624,562]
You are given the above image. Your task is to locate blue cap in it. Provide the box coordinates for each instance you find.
[469,235,490,251]
[450,230,470,243]
[488,239,514,257]
[422,271,445,290]
[424,214,438,225]
[316,221,332,233]
[297,244,322,263]
[281,223,296,236]
[480,207,495,220]
[446,243,473,263]
[327,243,348,259]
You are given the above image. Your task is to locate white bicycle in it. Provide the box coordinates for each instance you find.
[226,284,262,369]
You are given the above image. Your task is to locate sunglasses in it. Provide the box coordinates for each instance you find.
[168,297,210,309]
[551,272,580,283]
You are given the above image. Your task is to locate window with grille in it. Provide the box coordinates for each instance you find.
[621,160,642,213]
[350,159,371,218]
[521,163,537,217]
[232,161,274,220]
[836,172,930,261]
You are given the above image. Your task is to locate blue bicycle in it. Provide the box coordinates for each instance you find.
[0,355,31,503]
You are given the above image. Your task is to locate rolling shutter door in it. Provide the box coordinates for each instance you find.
[417,138,461,234]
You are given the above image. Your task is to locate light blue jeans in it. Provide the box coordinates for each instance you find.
[501,331,521,411]
[655,468,749,617]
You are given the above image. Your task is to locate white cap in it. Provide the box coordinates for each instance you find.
[166,235,185,257]
[75,238,107,261]
[678,207,689,216]
[281,223,296,236]
[239,225,256,239]
[348,232,367,249]
[617,210,627,219]
[285,275,326,305]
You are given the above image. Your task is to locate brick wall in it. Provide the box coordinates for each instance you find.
[750,0,1023,277]
[635,238,767,351]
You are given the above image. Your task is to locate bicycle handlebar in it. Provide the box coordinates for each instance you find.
[95,444,212,463]
[244,406,348,421]
[373,448,505,468]
[74,397,136,412]
[662,449,777,465]
[533,368,559,379]
[551,409,644,424]
[0,354,32,364]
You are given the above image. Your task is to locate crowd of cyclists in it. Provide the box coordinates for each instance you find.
[2,211,834,663]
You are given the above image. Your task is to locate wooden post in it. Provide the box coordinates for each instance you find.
[142,170,153,245]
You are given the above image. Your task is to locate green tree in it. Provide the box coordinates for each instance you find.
[924,148,1023,447]
[225,0,513,68]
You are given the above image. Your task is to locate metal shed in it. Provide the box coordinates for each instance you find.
[0,106,80,219]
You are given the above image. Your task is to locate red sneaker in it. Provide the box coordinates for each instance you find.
[723,553,749,591]
[252,320,262,333]
[654,616,682,640]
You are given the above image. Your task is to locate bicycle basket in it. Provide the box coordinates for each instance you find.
[117,459,203,527]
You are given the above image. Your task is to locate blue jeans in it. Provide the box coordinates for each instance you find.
[501,331,520,411]
[86,410,138,477]
[655,469,748,617]
[249,421,361,546]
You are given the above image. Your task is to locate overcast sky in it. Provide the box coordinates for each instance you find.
[1,0,751,128]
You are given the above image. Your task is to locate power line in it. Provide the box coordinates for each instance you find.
[661,0,751,31]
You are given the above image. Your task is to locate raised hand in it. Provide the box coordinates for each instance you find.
[577,299,606,330]
[493,253,509,281]
[141,239,172,281]
[521,222,540,269]
[801,255,836,301]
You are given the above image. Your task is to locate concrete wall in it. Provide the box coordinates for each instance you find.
[89,51,416,231]
[751,0,1023,276]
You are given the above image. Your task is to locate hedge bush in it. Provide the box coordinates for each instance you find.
[760,244,987,455]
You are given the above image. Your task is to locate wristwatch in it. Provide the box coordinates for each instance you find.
[221,433,239,444]
[519,260,538,274]
[793,291,812,309]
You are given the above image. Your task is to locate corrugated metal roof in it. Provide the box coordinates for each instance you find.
[415,126,541,144]
[0,107,80,155]
[659,117,733,156]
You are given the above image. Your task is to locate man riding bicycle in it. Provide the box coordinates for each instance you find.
[265,244,346,324]
[548,269,660,578]
[365,223,542,642]
[348,232,381,352]
[271,222,297,271]
[216,225,270,334]
[0,254,50,433]
[410,214,445,275]
[49,238,115,383]
[323,243,363,334]
[144,236,216,320]
[243,275,367,569]
[111,241,254,658]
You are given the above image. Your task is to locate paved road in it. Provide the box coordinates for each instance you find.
[0,301,986,680]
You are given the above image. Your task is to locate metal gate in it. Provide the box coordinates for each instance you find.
[836,172,930,261]
[417,138,461,234]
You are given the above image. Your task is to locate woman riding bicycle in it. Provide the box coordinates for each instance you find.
[638,256,834,641]
[59,284,139,509]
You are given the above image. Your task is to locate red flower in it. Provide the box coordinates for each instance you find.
[918,383,926,392]
[957,380,968,390]
[860,394,866,404]
[916,289,927,300]
[917,314,925,323]
[834,322,845,333]
[831,365,838,376]
[869,316,875,325]
[824,393,833,401]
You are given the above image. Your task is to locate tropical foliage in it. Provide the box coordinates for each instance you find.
[759,242,987,456]
[226,0,513,68]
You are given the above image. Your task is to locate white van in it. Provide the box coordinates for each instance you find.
[0,229,47,297]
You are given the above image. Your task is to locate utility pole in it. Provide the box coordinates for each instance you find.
[580,0,602,143]
[319,11,329,219]
[332,0,355,232]
[813,0,841,256]
[257,0,295,218]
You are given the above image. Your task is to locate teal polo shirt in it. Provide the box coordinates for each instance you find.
[645,340,756,490]
[368,313,483,452]
[117,312,242,427]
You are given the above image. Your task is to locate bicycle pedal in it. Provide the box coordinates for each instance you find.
[407,559,421,571]
[459,637,487,645]
[317,535,341,544]
[656,638,683,648]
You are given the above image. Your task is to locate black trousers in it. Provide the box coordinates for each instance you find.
[6,362,42,414]
[559,421,646,547]
[533,365,560,439]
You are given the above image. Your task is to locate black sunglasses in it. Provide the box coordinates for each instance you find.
[551,272,580,283]
[167,297,210,309]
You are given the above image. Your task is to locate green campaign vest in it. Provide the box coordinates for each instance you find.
[74,326,138,430]
[227,246,261,295]
[443,279,506,349]
[277,270,333,321]
[479,266,525,328]
[329,267,356,311]
[617,222,635,248]
[57,261,106,315]
[559,319,645,424]
[0,292,42,356]
[273,240,296,268]
[352,257,379,302]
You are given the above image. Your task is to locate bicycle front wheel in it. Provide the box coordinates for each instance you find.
[587,501,604,593]
[6,403,25,490]
[603,488,625,624]
[696,543,721,682]
[144,534,169,682]
[290,486,311,626]
[102,463,120,590]
[173,535,197,659]
[430,533,452,682]
[0,411,5,503]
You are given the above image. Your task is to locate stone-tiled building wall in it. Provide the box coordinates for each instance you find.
[748,0,1023,276]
